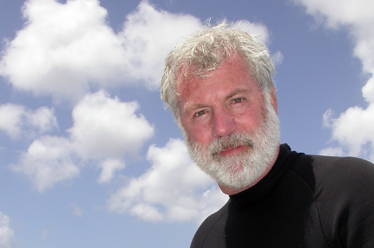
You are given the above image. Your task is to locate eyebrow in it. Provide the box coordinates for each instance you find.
[184,103,206,113]
[225,88,249,100]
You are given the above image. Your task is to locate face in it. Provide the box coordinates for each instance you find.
[177,56,280,195]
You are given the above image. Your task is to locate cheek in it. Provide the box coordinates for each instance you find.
[190,126,208,142]
[235,111,264,133]
[183,123,213,147]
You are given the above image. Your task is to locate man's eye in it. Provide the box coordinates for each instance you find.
[194,110,206,117]
[233,98,244,103]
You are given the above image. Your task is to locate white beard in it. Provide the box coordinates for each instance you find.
[185,97,280,190]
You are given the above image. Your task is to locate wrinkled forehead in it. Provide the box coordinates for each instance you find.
[175,66,202,103]
[176,54,251,97]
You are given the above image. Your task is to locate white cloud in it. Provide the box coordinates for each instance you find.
[0,0,271,103]
[319,147,344,157]
[322,105,374,158]
[27,107,58,134]
[107,138,228,224]
[322,108,334,128]
[12,135,79,192]
[292,0,374,30]
[0,104,26,139]
[118,0,202,89]
[293,0,374,161]
[271,51,284,67]
[0,0,126,102]
[70,202,83,217]
[12,90,154,192]
[68,90,154,160]
[98,159,125,184]
[362,78,374,102]
[0,104,57,140]
[234,20,269,44]
[0,212,14,248]
[0,0,201,103]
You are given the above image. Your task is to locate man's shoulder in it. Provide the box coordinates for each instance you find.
[283,150,374,247]
[289,152,374,199]
[190,201,229,248]
[309,154,373,181]
[290,152,374,182]
[310,154,373,167]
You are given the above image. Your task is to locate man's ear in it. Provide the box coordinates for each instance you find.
[271,87,278,114]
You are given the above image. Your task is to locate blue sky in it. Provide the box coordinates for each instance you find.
[0,0,373,247]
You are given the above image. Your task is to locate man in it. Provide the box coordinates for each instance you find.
[160,22,374,247]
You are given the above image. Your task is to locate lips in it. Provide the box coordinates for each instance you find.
[208,133,254,159]
[219,145,244,156]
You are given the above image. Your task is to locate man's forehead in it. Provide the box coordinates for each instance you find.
[177,51,244,78]
[176,73,201,101]
[176,55,251,95]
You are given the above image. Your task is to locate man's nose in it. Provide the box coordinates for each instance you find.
[212,110,236,138]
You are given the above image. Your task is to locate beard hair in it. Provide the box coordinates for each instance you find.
[184,94,280,190]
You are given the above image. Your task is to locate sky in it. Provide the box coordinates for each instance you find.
[0,0,373,247]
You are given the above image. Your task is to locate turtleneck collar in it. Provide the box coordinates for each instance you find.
[229,144,301,210]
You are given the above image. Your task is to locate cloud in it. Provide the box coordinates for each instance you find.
[0,0,201,103]
[0,104,57,140]
[322,105,374,158]
[70,202,83,217]
[97,159,126,184]
[0,212,14,248]
[271,51,284,67]
[68,90,154,160]
[234,20,270,44]
[319,147,344,157]
[292,0,374,30]
[0,0,124,102]
[12,90,154,192]
[118,0,202,89]
[293,0,374,161]
[12,135,79,192]
[0,0,273,104]
[107,138,228,224]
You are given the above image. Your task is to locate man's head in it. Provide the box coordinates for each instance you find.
[161,22,275,120]
[160,22,280,195]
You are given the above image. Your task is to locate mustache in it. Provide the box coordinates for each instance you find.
[208,133,255,157]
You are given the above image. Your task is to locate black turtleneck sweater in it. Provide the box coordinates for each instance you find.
[190,144,374,248]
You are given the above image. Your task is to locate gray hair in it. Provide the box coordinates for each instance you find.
[160,21,275,120]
